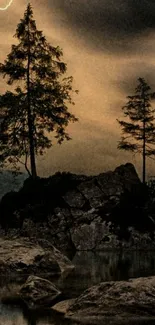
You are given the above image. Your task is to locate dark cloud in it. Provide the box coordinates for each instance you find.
[48,0,155,53]
[111,61,155,97]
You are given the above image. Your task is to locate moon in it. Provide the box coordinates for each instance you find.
[0,0,14,10]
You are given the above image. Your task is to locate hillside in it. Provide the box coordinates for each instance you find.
[0,170,27,201]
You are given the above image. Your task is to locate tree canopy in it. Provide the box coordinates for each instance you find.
[0,3,78,178]
[117,77,155,183]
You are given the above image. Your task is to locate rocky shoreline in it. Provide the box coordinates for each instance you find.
[2,272,155,324]
[0,238,74,278]
[1,163,155,323]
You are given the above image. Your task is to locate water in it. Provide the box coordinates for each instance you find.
[1,250,155,325]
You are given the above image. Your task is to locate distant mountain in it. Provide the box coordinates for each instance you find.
[0,170,27,201]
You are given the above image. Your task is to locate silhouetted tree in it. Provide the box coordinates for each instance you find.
[0,3,78,178]
[117,78,155,183]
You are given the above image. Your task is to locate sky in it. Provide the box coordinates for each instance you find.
[0,0,155,179]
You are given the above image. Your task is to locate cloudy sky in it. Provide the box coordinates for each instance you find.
[0,0,155,179]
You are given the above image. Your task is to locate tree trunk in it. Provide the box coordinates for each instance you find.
[142,121,146,184]
[27,15,37,179]
[142,95,146,184]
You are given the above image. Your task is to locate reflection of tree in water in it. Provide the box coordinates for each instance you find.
[115,255,131,280]
[27,318,36,325]
[23,310,36,325]
[65,251,155,296]
[151,258,155,270]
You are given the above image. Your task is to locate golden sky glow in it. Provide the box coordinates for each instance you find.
[0,0,155,179]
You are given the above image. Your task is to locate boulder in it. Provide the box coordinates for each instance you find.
[71,220,120,250]
[34,238,75,274]
[63,190,86,208]
[52,299,76,314]
[78,179,104,200]
[0,238,74,276]
[66,276,155,320]
[19,275,62,309]
[97,172,124,197]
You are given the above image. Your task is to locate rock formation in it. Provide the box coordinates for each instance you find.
[0,163,154,251]
[0,238,74,277]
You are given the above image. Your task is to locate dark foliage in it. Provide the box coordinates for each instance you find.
[108,183,154,240]
[0,172,84,230]
[0,4,78,178]
[117,78,155,183]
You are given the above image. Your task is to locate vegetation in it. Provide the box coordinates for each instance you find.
[0,171,84,231]
[117,78,155,183]
[0,3,78,178]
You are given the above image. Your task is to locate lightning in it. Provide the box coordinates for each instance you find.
[0,0,14,10]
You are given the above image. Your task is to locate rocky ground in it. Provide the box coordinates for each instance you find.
[0,238,74,278]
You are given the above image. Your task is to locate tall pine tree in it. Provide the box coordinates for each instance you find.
[117,78,155,183]
[0,3,78,178]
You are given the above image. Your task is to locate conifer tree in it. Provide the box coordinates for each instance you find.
[0,3,78,178]
[117,78,155,183]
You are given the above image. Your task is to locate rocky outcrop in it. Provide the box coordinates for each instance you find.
[65,276,155,321]
[1,163,154,251]
[19,275,62,309]
[0,238,74,277]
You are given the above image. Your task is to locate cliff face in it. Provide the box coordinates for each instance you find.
[0,163,154,251]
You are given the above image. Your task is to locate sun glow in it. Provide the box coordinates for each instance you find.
[0,0,14,10]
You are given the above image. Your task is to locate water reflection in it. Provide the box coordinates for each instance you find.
[57,251,155,297]
[0,305,69,325]
[0,304,27,325]
[1,250,155,324]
